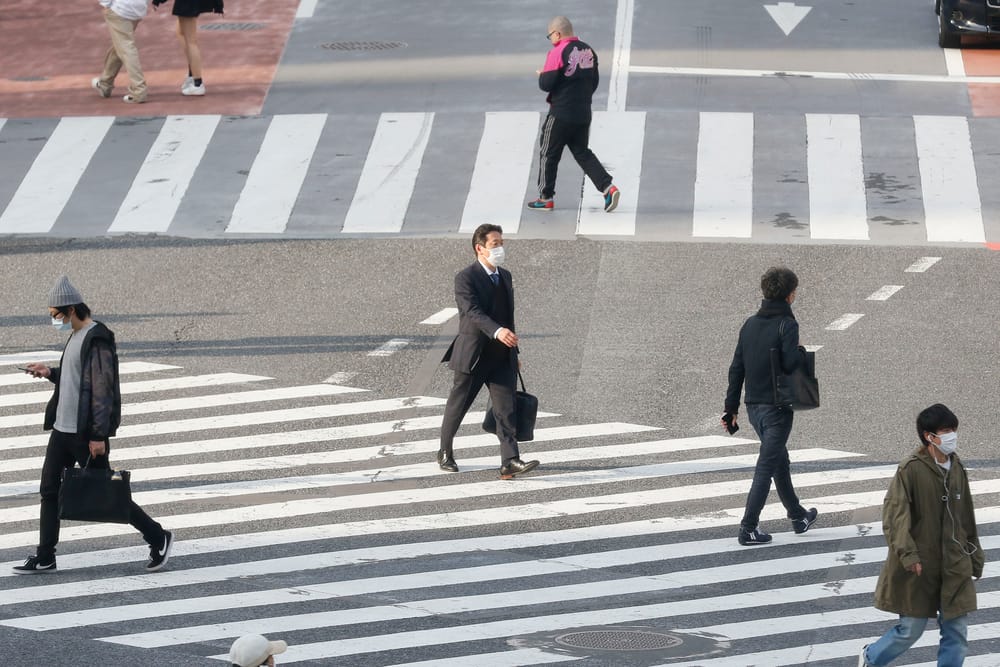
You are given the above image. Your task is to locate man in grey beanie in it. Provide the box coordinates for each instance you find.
[16,275,173,574]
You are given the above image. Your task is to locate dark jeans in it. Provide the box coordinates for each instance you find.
[440,350,520,464]
[37,429,164,560]
[537,114,613,198]
[740,404,807,531]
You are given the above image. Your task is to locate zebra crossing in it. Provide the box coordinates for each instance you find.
[0,357,998,665]
[1,110,999,245]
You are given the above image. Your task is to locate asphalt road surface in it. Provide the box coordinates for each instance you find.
[1,1,1000,666]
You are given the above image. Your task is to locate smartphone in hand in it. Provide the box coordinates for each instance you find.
[722,413,739,435]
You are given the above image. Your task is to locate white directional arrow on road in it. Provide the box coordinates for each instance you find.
[764,1,812,36]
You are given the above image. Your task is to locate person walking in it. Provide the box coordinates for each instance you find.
[91,0,152,104]
[438,224,540,479]
[722,266,818,546]
[859,404,984,667]
[13,275,173,574]
[527,15,620,214]
[154,0,224,96]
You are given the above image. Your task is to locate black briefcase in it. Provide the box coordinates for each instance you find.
[482,370,539,442]
[59,460,132,524]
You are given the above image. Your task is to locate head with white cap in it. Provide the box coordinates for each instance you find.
[229,634,288,667]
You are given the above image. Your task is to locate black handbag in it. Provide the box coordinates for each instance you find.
[770,343,820,411]
[59,457,132,524]
[482,370,539,442]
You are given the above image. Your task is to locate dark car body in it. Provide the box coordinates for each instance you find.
[937,0,1000,47]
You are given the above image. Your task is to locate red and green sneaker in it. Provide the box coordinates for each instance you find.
[526,198,554,211]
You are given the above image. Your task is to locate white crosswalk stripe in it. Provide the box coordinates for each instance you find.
[2,111,999,244]
[1,357,998,664]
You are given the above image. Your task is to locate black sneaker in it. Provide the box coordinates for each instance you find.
[12,555,56,574]
[738,527,772,546]
[793,508,819,534]
[145,530,173,572]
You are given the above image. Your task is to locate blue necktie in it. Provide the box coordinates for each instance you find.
[490,273,500,286]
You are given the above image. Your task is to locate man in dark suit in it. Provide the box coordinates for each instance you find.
[438,224,540,479]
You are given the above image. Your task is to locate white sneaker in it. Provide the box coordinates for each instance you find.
[181,75,193,92]
[182,82,205,96]
[91,77,111,98]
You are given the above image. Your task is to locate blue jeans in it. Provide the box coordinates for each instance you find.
[865,614,968,666]
[740,403,806,530]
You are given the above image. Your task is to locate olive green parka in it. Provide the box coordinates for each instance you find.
[874,446,984,620]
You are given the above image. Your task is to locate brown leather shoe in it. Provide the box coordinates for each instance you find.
[500,458,539,479]
[436,449,458,473]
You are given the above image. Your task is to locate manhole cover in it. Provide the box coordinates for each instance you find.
[555,630,684,652]
[320,40,407,51]
[200,22,265,31]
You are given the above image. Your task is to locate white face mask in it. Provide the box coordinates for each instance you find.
[51,316,72,332]
[487,246,506,267]
[934,431,958,456]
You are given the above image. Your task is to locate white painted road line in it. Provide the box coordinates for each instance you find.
[226,114,327,233]
[944,48,966,77]
[806,114,868,240]
[0,372,272,408]
[322,371,358,384]
[368,338,410,356]
[578,111,645,236]
[459,112,538,234]
[420,308,458,325]
[825,313,864,331]
[295,0,318,18]
[629,64,1000,84]
[803,344,823,352]
[342,112,434,233]
[0,396,447,451]
[904,256,942,272]
[0,448,855,550]
[914,115,986,243]
[692,112,753,238]
[866,285,904,301]
[608,0,635,112]
[108,115,221,233]
[0,351,63,367]
[0,361,179,387]
[0,116,114,233]
[386,649,582,666]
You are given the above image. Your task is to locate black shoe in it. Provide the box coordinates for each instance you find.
[12,555,56,574]
[793,508,819,535]
[738,527,772,546]
[146,530,173,572]
[500,458,539,479]
[437,450,458,472]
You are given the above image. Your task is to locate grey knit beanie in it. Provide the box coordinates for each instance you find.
[48,275,84,308]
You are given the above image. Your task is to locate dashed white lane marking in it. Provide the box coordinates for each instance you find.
[866,285,904,301]
[368,339,411,357]
[323,371,358,384]
[825,314,864,331]
[420,308,458,325]
[904,256,942,273]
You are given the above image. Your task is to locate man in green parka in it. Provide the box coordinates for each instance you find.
[860,404,984,666]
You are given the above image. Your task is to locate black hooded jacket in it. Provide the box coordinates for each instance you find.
[43,321,122,440]
[725,300,805,413]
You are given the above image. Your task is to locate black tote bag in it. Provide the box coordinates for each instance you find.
[482,370,539,442]
[59,459,132,524]
[770,346,820,411]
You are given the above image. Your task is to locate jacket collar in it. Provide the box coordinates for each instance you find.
[756,299,794,319]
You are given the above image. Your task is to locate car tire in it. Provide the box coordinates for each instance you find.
[938,1,961,48]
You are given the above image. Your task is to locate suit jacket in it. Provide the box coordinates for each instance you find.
[442,261,517,374]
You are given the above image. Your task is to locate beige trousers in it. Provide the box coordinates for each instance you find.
[97,8,147,101]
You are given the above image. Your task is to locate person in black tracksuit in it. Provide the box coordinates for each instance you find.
[528,15,620,213]
[723,267,818,546]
